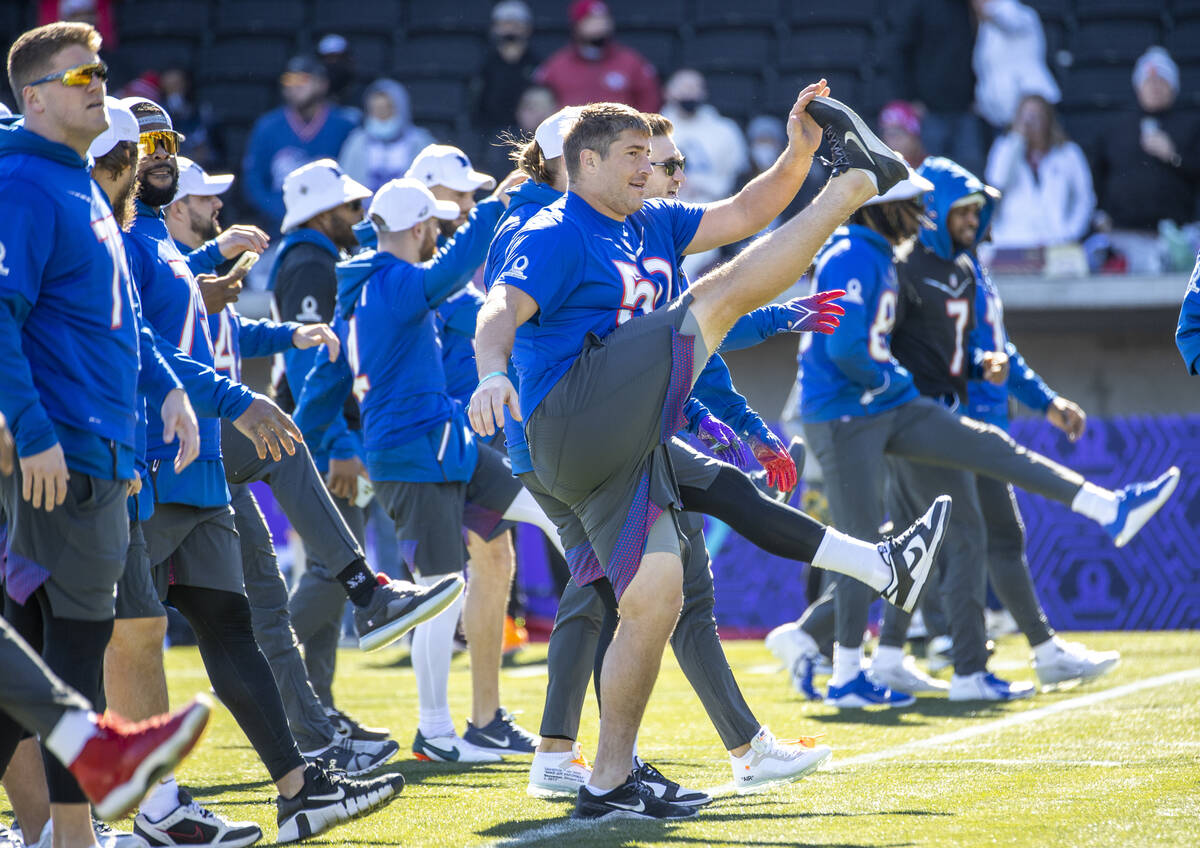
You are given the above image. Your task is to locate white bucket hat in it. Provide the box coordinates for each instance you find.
[281,158,372,233]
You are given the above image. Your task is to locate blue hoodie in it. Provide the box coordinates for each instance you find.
[798,225,919,422]
[437,284,486,407]
[294,199,504,483]
[0,121,143,479]
[126,203,255,507]
[1175,251,1200,375]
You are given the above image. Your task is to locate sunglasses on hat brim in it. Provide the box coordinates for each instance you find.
[139,131,181,156]
[28,61,108,88]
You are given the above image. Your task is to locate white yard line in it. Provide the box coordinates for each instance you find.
[494,668,1200,844]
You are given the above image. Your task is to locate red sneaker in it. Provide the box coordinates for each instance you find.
[69,695,212,821]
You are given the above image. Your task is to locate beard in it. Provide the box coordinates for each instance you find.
[188,205,219,242]
[113,173,140,231]
[137,168,180,208]
[419,225,439,261]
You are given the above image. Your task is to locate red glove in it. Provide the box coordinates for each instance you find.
[747,427,797,492]
[780,289,846,335]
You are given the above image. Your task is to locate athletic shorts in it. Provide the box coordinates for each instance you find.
[668,438,724,491]
[375,442,521,577]
[115,520,166,619]
[0,469,128,621]
[517,470,602,588]
[526,298,700,599]
[142,504,245,598]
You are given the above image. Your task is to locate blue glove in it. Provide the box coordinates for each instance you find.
[697,413,753,469]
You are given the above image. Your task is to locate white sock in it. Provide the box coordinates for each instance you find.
[43,708,97,767]
[832,643,864,687]
[139,775,181,822]
[873,644,905,670]
[1032,635,1064,665]
[811,528,890,592]
[412,574,464,739]
[503,488,566,557]
[1071,482,1119,525]
[630,732,639,769]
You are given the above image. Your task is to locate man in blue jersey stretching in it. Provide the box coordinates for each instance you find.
[470,90,930,820]
[0,22,195,848]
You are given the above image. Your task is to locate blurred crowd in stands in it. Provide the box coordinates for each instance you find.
[5,0,1200,277]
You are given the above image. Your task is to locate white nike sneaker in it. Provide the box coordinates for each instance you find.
[927,634,954,673]
[411,729,501,763]
[1034,641,1120,691]
[730,726,832,794]
[948,671,1035,702]
[870,655,950,694]
[527,743,592,798]
[764,621,820,671]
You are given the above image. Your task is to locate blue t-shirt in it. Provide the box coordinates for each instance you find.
[496,192,705,420]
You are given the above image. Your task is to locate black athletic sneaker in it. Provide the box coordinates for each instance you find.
[276,763,404,843]
[879,495,952,613]
[571,776,699,821]
[302,738,399,776]
[806,95,909,194]
[633,758,712,807]
[133,790,262,847]
[326,707,390,743]
[354,574,464,652]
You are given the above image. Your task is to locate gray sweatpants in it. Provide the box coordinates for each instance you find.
[538,501,759,751]
[0,614,90,740]
[229,483,336,751]
[801,397,1083,650]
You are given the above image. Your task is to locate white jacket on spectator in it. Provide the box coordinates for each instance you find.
[986,132,1095,248]
[660,103,748,203]
[973,0,1060,129]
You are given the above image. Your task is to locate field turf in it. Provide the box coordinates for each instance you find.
[4,631,1197,847]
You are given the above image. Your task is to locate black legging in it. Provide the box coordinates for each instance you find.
[166,586,305,781]
[0,589,112,804]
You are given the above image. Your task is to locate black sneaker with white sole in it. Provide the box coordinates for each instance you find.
[572,777,698,821]
[327,707,391,743]
[805,95,909,194]
[633,758,712,807]
[302,738,399,776]
[133,790,263,847]
[276,763,404,843]
[354,574,464,652]
[879,495,952,613]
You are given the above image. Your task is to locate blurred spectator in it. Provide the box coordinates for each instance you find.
[880,100,928,168]
[986,94,1093,249]
[1092,47,1200,237]
[38,0,115,46]
[534,0,661,113]
[159,67,218,169]
[118,70,160,103]
[888,0,984,175]
[317,34,358,107]
[972,0,1059,132]
[480,83,557,178]
[339,79,435,191]
[661,69,747,204]
[470,1,540,139]
[242,55,359,227]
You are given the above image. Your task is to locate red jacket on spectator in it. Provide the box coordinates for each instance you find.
[534,41,661,113]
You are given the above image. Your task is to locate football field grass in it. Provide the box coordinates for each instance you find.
[6,631,1198,847]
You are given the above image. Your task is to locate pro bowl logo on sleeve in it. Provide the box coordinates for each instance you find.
[0,241,9,276]
[500,255,529,282]
[842,278,864,305]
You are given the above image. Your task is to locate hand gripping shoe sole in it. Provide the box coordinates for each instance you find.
[805,95,910,194]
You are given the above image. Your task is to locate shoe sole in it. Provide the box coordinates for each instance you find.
[412,746,502,764]
[1037,656,1121,691]
[899,496,952,613]
[358,577,465,652]
[764,624,801,668]
[869,673,950,695]
[527,781,584,799]
[1114,467,1180,547]
[735,747,833,795]
[949,686,1036,702]
[92,695,212,821]
[809,95,908,192]
[826,694,917,709]
[276,781,401,843]
[570,807,698,822]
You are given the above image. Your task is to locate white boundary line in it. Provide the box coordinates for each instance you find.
[492,668,1200,845]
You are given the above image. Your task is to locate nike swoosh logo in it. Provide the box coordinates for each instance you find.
[902,535,928,569]
[308,786,346,803]
[422,741,461,761]
[843,129,869,158]
[476,732,512,748]
[607,799,646,812]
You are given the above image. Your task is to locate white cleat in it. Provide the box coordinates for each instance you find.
[731,726,832,794]
[870,655,950,694]
[1034,641,1120,691]
[527,743,592,798]
[948,671,1035,702]
[765,621,820,671]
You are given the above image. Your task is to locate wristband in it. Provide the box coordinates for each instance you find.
[479,371,509,383]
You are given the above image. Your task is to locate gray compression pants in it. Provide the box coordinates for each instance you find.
[229,483,337,751]
[0,614,90,742]
[800,397,1083,650]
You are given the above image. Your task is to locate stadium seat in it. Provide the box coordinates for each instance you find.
[599,0,687,31]
[683,29,773,74]
[1166,20,1200,63]
[117,1,210,40]
[213,0,305,38]
[196,82,278,127]
[768,70,860,115]
[779,26,873,73]
[1074,0,1166,24]
[313,0,403,35]
[1072,20,1162,66]
[1059,107,1111,149]
[787,0,881,30]
[341,34,396,78]
[200,38,292,82]
[1174,0,1200,22]
[1023,0,1071,23]
[692,0,782,29]
[1059,64,1139,110]
[117,38,200,76]
[219,123,252,170]
[703,71,767,122]
[406,0,496,33]
[527,0,571,31]
[394,34,487,79]
[1179,62,1200,107]
[405,78,469,124]
[619,30,680,73]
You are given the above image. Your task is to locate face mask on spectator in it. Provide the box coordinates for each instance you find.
[677,98,703,116]
[578,35,609,58]
[365,115,403,141]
